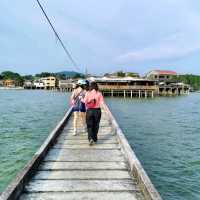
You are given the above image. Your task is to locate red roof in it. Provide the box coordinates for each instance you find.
[153,70,177,75]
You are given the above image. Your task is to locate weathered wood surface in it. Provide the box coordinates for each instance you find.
[18,110,146,200]
[1,107,162,200]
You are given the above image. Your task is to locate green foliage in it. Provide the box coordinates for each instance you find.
[173,74,200,91]
[104,73,110,77]
[35,72,54,78]
[73,73,85,79]
[1,71,24,86]
[1,71,20,80]
[126,72,139,77]
[55,73,67,80]
[36,72,65,81]
[23,75,34,81]
[116,71,126,77]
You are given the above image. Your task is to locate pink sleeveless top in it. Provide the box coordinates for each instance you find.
[83,90,104,109]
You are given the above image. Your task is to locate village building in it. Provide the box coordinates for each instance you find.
[40,76,56,90]
[145,70,177,82]
[3,79,15,87]
[59,80,73,92]
[24,81,34,89]
[146,70,190,96]
[33,80,45,89]
[88,76,157,98]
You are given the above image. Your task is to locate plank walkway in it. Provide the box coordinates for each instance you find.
[1,106,162,200]
[18,110,145,200]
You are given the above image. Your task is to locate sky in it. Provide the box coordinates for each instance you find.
[0,0,200,75]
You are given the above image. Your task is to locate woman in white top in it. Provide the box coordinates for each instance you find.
[70,80,88,135]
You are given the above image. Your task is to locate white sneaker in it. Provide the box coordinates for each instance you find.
[73,129,77,136]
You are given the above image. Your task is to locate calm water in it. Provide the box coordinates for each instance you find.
[0,90,70,192]
[0,90,200,200]
[106,94,200,200]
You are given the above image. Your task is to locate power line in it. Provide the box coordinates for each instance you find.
[35,0,80,71]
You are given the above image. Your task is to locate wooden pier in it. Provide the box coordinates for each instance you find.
[0,106,162,200]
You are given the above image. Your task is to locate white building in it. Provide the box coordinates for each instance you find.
[145,70,177,81]
[33,80,45,89]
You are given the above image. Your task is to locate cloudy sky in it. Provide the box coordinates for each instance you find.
[0,0,200,75]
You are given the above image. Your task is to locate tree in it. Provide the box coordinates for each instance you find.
[1,71,21,80]
[173,74,200,91]
[127,72,139,77]
[104,73,110,77]
[55,73,66,80]
[1,71,24,86]
[116,71,126,77]
[35,72,54,78]
[23,75,34,81]
[73,73,85,79]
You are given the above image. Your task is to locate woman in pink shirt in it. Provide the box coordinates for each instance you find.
[83,82,105,145]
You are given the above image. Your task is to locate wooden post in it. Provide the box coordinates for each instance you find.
[111,90,114,97]
[145,90,147,98]
[131,90,133,98]
[139,90,141,98]
[151,91,154,98]
[124,90,126,98]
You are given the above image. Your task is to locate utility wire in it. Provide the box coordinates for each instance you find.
[35,0,80,71]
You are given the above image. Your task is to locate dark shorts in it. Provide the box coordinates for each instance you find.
[72,102,86,112]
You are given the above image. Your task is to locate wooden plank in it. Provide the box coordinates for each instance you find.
[39,161,128,170]
[56,139,118,145]
[25,180,138,192]
[33,170,132,180]
[1,106,160,200]
[53,143,120,149]
[44,149,125,162]
[62,129,116,135]
[59,134,116,140]
[19,192,142,200]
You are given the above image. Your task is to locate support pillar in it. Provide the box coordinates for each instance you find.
[139,90,141,98]
[124,90,126,98]
[151,91,154,98]
[145,90,147,98]
[111,90,114,97]
[131,90,133,98]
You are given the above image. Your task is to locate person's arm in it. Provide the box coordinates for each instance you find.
[99,92,106,110]
[71,90,75,100]
[82,91,88,103]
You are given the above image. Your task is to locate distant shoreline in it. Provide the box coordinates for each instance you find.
[0,87,24,90]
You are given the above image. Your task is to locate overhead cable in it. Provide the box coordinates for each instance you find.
[35,0,80,71]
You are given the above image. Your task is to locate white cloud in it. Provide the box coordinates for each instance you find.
[117,31,200,63]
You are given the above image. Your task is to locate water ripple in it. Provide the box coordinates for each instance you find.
[107,93,200,200]
[0,90,69,192]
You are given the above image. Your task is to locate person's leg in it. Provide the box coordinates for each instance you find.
[73,111,78,135]
[79,102,86,132]
[86,109,94,142]
[93,109,101,142]
[80,112,86,131]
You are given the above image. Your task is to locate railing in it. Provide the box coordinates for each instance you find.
[104,104,163,200]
